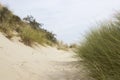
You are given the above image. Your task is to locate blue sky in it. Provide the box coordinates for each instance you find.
[0,0,120,44]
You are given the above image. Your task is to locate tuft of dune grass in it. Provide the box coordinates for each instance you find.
[20,26,48,46]
[76,13,120,80]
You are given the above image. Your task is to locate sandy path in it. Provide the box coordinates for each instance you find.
[0,33,90,80]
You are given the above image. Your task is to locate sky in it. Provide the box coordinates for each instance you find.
[0,0,120,44]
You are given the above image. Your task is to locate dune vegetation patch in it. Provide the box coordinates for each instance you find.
[76,13,120,80]
[0,4,57,46]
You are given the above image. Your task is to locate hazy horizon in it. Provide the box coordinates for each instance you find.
[0,0,120,44]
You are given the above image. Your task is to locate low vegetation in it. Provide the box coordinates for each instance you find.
[57,41,69,51]
[76,13,120,80]
[0,4,57,46]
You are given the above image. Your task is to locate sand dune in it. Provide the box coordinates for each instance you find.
[0,33,89,80]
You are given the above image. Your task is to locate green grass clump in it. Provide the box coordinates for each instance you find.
[20,26,40,45]
[20,26,50,46]
[76,14,120,80]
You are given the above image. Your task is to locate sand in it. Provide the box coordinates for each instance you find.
[0,33,90,80]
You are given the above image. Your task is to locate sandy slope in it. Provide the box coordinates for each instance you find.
[0,33,90,80]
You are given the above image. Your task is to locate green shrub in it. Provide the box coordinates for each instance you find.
[76,15,120,80]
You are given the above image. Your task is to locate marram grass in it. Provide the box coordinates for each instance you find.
[76,15,120,80]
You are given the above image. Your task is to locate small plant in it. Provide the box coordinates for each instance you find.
[57,41,69,51]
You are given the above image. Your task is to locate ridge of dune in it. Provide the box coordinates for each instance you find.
[0,33,89,80]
